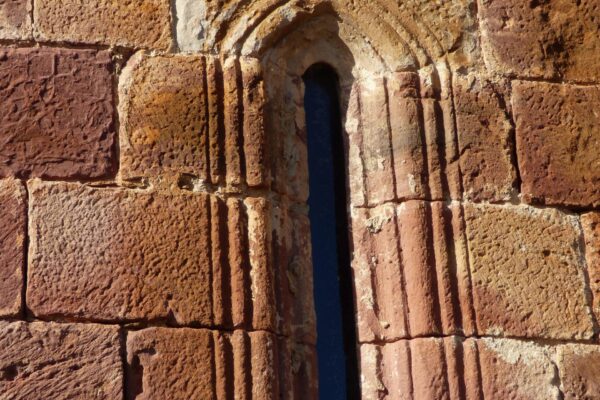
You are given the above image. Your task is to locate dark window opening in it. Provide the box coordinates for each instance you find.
[304,64,360,400]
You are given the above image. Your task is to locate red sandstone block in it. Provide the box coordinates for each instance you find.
[387,73,427,201]
[119,54,267,189]
[28,181,213,325]
[119,53,209,184]
[360,77,396,205]
[513,81,600,207]
[34,0,172,50]
[126,328,214,399]
[0,47,115,179]
[582,212,600,321]
[0,179,25,317]
[0,0,31,39]
[28,181,278,331]
[478,338,560,399]
[351,204,407,342]
[360,337,566,400]
[465,203,594,339]
[453,74,516,202]
[351,201,475,342]
[0,321,122,399]
[127,328,287,399]
[479,0,600,82]
[557,344,600,399]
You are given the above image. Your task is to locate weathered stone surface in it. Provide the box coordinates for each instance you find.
[361,337,580,400]
[119,53,267,188]
[351,201,476,342]
[465,203,594,339]
[514,81,600,207]
[34,0,172,50]
[558,344,600,400]
[0,0,31,39]
[0,178,25,317]
[128,328,299,400]
[127,328,214,399]
[479,0,600,82]
[0,47,115,179]
[453,74,516,201]
[582,212,600,322]
[0,321,122,399]
[28,181,212,325]
[176,0,477,68]
[119,53,209,184]
[478,338,560,400]
[28,181,278,331]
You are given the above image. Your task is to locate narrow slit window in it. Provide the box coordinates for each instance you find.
[304,64,360,399]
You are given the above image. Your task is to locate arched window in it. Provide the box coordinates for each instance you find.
[303,63,360,399]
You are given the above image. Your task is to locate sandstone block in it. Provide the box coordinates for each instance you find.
[479,0,600,82]
[28,181,213,325]
[28,181,277,330]
[0,321,122,399]
[119,54,267,188]
[465,203,594,339]
[582,212,600,322]
[119,53,209,184]
[478,338,560,400]
[0,0,31,39]
[557,344,600,400]
[351,201,476,342]
[359,337,482,400]
[453,74,516,201]
[34,0,172,50]
[0,179,26,317]
[126,328,214,399]
[513,81,600,207]
[0,47,115,179]
[127,328,291,400]
[360,337,568,400]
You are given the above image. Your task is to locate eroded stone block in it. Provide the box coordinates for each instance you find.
[34,0,172,50]
[454,74,516,202]
[0,47,115,179]
[582,212,600,323]
[513,81,600,207]
[0,178,26,317]
[466,203,594,339]
[558,344,600,400]
[0,0,31,39]
[28,181,213,325]
[480,0,600,82]
[0,321,122,399]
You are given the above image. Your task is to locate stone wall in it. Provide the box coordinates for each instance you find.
[0,0,599,399]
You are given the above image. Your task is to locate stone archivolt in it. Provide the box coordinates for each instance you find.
[0,0,599,399]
